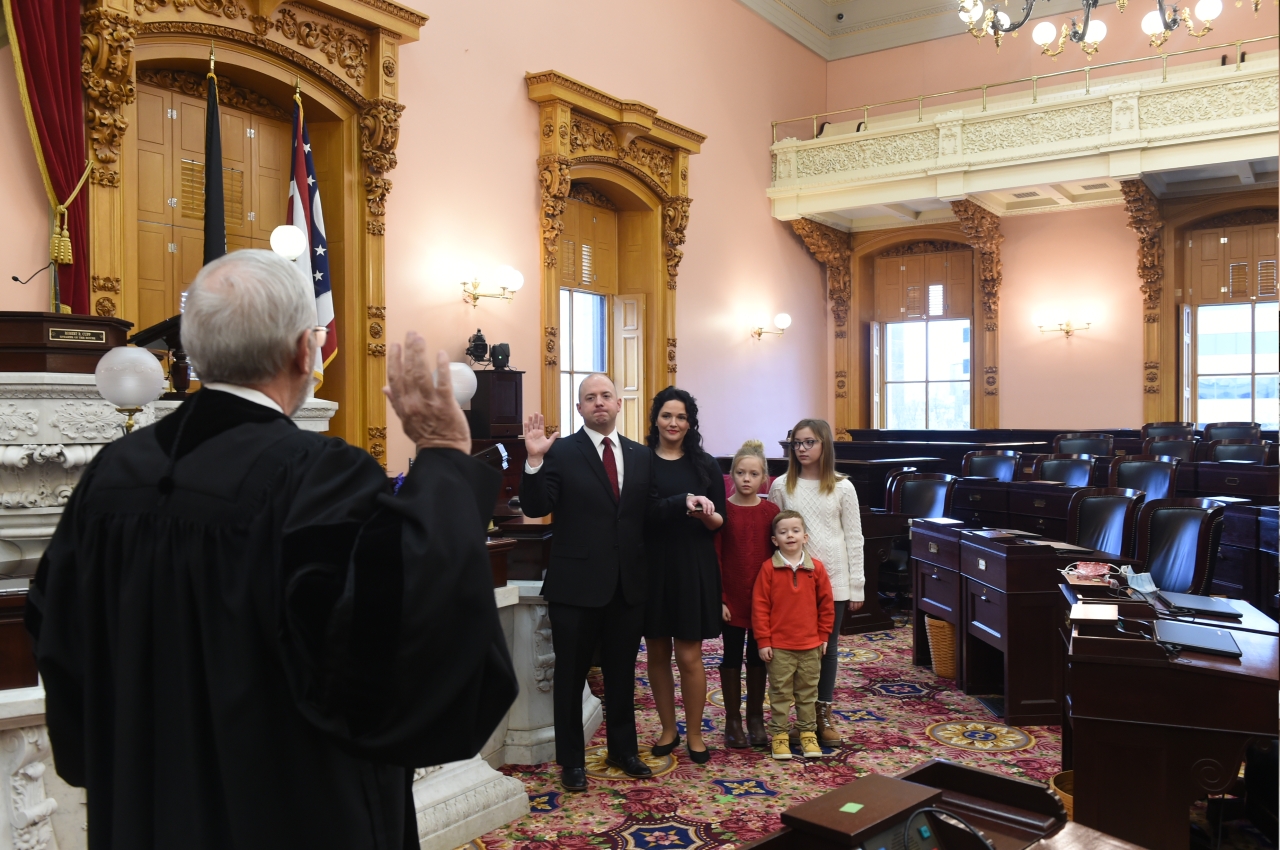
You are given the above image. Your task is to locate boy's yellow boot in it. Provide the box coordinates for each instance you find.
[800,731,822,758]
[770,733,792,760]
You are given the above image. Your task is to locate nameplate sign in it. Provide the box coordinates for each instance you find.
[49,328,106,344]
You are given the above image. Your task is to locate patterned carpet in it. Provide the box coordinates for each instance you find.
[470,624,1272,850]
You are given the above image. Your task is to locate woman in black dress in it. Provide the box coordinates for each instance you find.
[644,387,725,763]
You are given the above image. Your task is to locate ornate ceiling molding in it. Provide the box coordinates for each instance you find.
[526,70,705,153]
[137,68,290,120]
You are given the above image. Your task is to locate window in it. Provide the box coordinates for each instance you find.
[1195,302,1279,429]
[884,319,971,428]
[559,288,608,433]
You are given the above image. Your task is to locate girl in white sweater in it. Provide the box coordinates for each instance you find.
[768,418,864,747]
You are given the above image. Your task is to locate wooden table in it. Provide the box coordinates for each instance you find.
[1066,617,1278,850]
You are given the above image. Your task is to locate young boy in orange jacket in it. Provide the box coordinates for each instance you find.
[752,509,835,759]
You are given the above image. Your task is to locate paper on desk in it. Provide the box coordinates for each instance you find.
[1040,540,1090,551]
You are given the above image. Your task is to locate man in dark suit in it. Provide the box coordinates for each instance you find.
[521,374,712,792]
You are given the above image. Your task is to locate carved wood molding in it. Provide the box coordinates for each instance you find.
[949,199,1004,329]
[791,218,852,328]
[878,240,968,257]
[360,98,402,175]
[1193,207,1278,229]
[538,155,572,268]
[1120,179,1164,314]
[666,337,677,374]
[82,7,138,181]
[525,70,705,152]
[137,69,290,120]
[663,197,691,291]
[543,326,558,367]
[568,182,617,210]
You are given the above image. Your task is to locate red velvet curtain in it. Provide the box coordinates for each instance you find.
[5,0,89,314]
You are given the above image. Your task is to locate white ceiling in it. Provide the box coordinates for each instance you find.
[738,0,1125,60]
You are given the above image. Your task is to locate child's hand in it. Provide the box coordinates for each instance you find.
[848,600,864,613]
[721,604,731,622]
[820,643,827,656]
[759,646,773,663]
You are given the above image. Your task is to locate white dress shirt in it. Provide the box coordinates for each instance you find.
[203,382,285,415]
[525,426,624,493]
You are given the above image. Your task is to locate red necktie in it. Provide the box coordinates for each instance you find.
[602,437,620,501]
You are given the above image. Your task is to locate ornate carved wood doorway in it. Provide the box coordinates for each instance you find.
[81,0,424,464]
[525,72,705,437]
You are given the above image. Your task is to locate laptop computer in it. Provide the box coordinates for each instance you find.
[1155,591,1242,619]
[1153,620,1243,658]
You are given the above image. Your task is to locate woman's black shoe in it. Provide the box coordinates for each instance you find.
[687,743,711,765]
[650,735,681,757]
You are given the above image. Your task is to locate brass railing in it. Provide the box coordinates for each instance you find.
[771,35,1279,144]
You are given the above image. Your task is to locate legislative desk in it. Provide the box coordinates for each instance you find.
[1061,598,1278,850]
[911,518,1132,726]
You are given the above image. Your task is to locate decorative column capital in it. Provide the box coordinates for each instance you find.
[662,197,692,291]
[538,155,572,268]
[81,6,137,180]
[791,218,851,327]
[949,199,1004,329]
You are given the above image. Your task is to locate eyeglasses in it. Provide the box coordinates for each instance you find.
[309,326,328,348]
[790,439,819,451]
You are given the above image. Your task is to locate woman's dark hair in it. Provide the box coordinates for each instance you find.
[646,385,712,489]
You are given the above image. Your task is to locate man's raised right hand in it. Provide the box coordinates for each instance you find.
[524,412,558,465]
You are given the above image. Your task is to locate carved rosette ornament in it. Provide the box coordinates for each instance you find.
[662,198,691,291]
[790,219,852,329]
[544,326,559,368]
[949,200,1004,330]
[1120,180,1164,313]
[360,99,403,176]
[666,338,677,375]
[539,156,572,268]
[81,7,137,182]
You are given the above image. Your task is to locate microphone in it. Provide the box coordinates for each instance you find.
[12,261,55,286]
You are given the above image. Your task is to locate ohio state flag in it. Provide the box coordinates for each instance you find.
[287,93,336,385]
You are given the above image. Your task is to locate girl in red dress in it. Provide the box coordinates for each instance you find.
[715,440,780,748]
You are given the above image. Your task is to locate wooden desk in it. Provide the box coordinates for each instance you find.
[1067,619,1278,850]
[494,515,552,581]
[910,519,1130,726]
[1214,504,1280,613]
[485,537,516,588]
[843,509,910,634]
[0,582,37,690]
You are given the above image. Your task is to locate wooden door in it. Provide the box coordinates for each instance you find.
[613,293,645,441]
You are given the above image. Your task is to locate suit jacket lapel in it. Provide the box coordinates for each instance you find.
[575,428,618,503]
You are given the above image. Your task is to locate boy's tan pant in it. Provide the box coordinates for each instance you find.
[765,647,822,736]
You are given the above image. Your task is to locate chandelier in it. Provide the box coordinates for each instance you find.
[958,0,1264,58]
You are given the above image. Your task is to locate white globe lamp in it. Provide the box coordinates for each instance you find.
[1194,0,1222,20]
[442,362,479,407]
[269,224,308,261]
[1032,21,1058,45]
[994,10,1011,28]
[1141,10,1164,34]
[493,264,524,294]
[95,346,167,432]
[958,0,983,23]
[774,313,793,331]
[1084,18,1107,42]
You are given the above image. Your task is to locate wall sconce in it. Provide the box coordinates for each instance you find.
[462,265,524,309]
[751,313,792,340]
[1037,319,1091,338]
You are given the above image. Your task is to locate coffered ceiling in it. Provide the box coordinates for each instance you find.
[738,0,1123,60]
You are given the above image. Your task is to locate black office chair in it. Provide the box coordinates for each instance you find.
[1142,436,1198,464]
[1066,487,1144,557]
[1204,439,1269,464]
[1141,421,1196,439]
[1134,498,1225,595]
[1202,422,1262,442]
[880,473,957,605]
[886,473,957,517]
[1108,455,1178,501]
[960,450,1020,482]
[1031,454,1095,487]
[1054,432,1114,456]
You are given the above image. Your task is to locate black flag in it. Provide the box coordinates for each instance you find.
[203,71,226,265]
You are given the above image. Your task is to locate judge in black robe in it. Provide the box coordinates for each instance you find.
[25,249,517,850]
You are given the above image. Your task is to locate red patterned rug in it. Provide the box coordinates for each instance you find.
[471,625,1270,849]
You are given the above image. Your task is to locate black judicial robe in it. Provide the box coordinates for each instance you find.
[24,390,518,850]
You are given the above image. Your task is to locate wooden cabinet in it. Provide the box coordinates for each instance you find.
[872,248,973,322]
[1188,222,1279,305]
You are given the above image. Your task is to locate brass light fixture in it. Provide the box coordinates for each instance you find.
[751,313,792,341]
[461,265,524,309]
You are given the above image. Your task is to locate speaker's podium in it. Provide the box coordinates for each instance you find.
[1067,615,1278,850]
[736,759,1141,849]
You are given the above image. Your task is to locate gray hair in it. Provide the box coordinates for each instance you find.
[183,249,317,386]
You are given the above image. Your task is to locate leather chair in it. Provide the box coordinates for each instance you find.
[1142,436,1198,463]
[1202,422,1262,442]
[1134,498,1225,595]
[1204,439,1269,464]
[960,450,1020,482]
[1141,421,1196,439]
[1054,432,1114,456]
[1031,454,1095,487]
[886,473,957,517]
[880,473,957,604]
[1108,455,1178,501]
[1066,487,1144,557]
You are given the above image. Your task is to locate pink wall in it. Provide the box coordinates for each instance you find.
[998,205,1145,429]
[0,46,57,313]
[825,7,1276,119]
[383,0,830,470]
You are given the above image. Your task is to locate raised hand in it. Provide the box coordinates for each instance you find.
[383,332,471,454]
[524,411,559,464]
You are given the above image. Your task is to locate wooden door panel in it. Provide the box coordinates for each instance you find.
[1255,224,1277,301]
[252,117,290,241]
[874,256,901,322]
[948,249,972,284]
[613,293,644,441]
[925,253,946,284]
[135,87,172,225]
[136,221,172,329]
[1191,228,1223,304]
[175,96,207,233]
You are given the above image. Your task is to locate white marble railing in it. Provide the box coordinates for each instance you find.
[769,53,1278,228]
